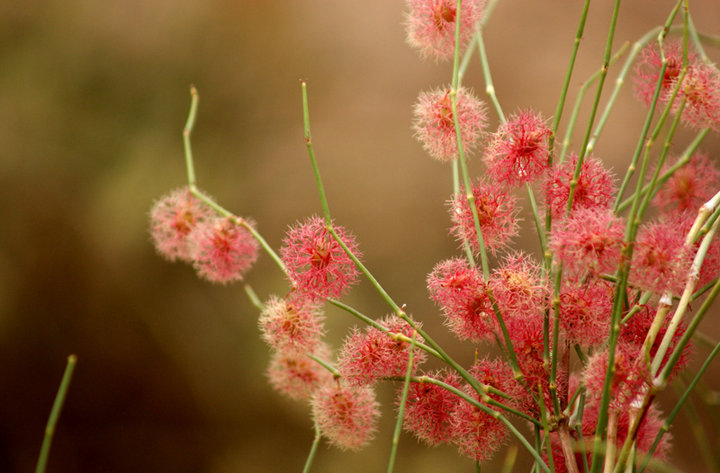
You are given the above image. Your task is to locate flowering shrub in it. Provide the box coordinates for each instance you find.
[149,0,720,472]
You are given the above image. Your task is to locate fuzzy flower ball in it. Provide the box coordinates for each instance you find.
[413,87,487,162]
[653,152,720,215]
[149,187,213,262]
[449,179,519,254]
[483,110,552,186]
[311,383,380,451]
[189,217,259,284]
[545,154,615,219]
[401,369,463,446]
[427,258,496,343]
[489,252,548,321]
[337,315,426,386]
[405,0,486,61]
[583,343,648,411]
[634,41,693,106]
[281,216,360,300]
[550,207,625,276]
[266,344,333,401]
[558,279,613,349]
[258,294,324,355]
[671,61,720,130]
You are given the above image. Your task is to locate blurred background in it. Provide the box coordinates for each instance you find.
[1,0,720,471]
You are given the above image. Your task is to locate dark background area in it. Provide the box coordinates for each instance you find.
[1,0,720,472]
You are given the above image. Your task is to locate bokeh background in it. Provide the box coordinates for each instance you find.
[2,0,720,472]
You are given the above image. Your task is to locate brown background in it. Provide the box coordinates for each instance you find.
[1,0,720,472]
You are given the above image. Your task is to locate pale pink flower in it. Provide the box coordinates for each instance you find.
[670,62,720,130]
[267,344,333,401]
[189,216,259,284]
[634,41,693,106]
[413,87,487,162]
[405,0,486,61]
[489,252,548,321]
[311,383,380,451]
[258,294,324,355]
[653,152,720,215]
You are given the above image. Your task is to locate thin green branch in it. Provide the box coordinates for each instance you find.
[387,333,416,473]
[302,424,322,473]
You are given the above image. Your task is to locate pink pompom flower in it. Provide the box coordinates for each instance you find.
[189,216,259,284]
[449,179,519,254]
[149,187,213,262]
[671,62,720,130]
[258,294,324,356]
[405,0,486,62]
[267,344,334,401]
[401,369,463,446]
[558,278,613,349]
[634,41,693,106]
[311,383,380,451]
[337,315,426,386]
[545,154,615,219]
[426,258,496,343]
[281,216,360,300]
[583,342,648,411]
[483,110,552,186]
[413,86,487,162]
[550,207,625,276]
[489,252,548,321]
[653,152,720,215]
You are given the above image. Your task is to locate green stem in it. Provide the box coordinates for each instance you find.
[476,30,505,123]
[243,284,264,310]
[301,81,332,224]
[302,424,322,473]
[387,333,416,473]
[35,355,77,473]
[183,86,199,187]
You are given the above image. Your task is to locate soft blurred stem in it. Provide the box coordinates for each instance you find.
[387,333,416,473]
[35,355,77,473]
[602,410,618,473]
[538,387,556,473]
[549,264,564,413]
[616,128,708,213]
[559,423,581,473]
[476,30,505,123]
[560,42,629,165]
[181,87,287,275]
[620,291,652,325]
[183,85,199,187]
[243,284,264,310]
[452,0,490,279]
[453,154,477,267]
[638,341,720,473]
[302,424,322,473]
[673,381,719,473]
[301,81,332,224]
[501,446,518,473]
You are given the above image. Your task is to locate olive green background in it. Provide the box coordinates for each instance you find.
[1,0,719,471]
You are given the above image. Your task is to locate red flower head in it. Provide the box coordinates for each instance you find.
[489,252,548,321]
[337,315,426,386]
[427,258,496,343]
[449,178,519,254]
[413,86,487,162]
[545,154,615,219]
[550,207,625,276]
[583,342,648,411]
[484,110,552,186]
[401,369,463,446]
[149,187,213,262]
[311,382,380,451]
[189,216,259,284]
[634,41,694,106]
[281,216,360,300]
[405,0,487,61]
[558,278,613,349]
[671,62,720,130]
[653,152,720,215]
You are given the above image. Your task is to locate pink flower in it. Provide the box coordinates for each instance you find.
[337,315,426,386]
[558,278,613,349]
[413,87,487,162]
[545,154,615,219]
[653,152,720,215]
[405,0,486,61]
[311,383,380,451]
[630,215,692,296]
[426,258,496,343]
[583,342,648,411]
[670,62,720,130]
[281,216,360,300]
[266,344,334,401]
[550,207,625,276]
[449,179,519,254]
[401,369,463,446]
[489,252,548,321]
[258,294,324,355]
[189,216,259,284]
[149,187,213,262]
[483,110,552,186]
[634,41,693,106]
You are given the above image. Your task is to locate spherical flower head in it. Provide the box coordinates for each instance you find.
[405,0,486,62]
[281,216,360,300]
[149,187,213,262]
[550,207,625,276]
[653,152,720,215]
[583,343,648,411]
[545,154,615,219]
[558,278,613,349]
[483,110,552,186]
[634,41,694,106]
[266,343,333,401]
[401,369,463,446]
[426,258,496,343]
[489,252,548,321]
[629,215,692,296]
[189,216,259,284]
[670,62,720,130]
[258,294,324,355]
[311,382,380,451]
[337,315,427,386]
[449,358,513,463]
[413,86,487,162]
[449,179,519,254]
